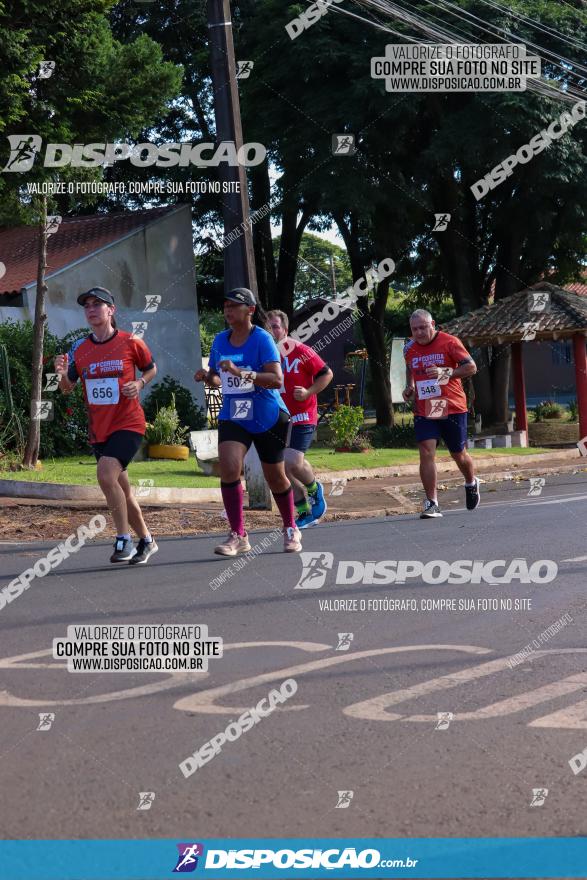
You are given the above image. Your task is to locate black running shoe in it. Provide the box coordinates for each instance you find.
[129,538,159,565]
[465,478,481,511]
[420,499,442,518]
[110,537,135,563]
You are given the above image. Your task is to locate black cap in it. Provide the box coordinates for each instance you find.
[77,287,115,306]
[224,287,256,307]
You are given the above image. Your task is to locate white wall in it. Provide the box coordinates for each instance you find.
[2,205,205,412]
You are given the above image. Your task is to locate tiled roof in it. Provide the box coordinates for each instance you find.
[442,283,587,344]
[565,280,587,297]
[0,207,173,295]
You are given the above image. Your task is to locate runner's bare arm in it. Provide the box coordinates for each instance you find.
[403,365,415,400]
[54,354,76,395]
[194,367,221,388]
[242,360,283,390]
[122,364,157,399]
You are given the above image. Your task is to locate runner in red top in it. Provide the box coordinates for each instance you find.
[403,309,480,518]
[267,310,333,529]
[54,287,159,565]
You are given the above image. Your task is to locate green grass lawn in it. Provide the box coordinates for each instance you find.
[0,456,218,488]
[1,446,553,487]
[306,446,550,471]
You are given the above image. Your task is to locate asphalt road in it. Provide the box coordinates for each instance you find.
[0,472,586,842]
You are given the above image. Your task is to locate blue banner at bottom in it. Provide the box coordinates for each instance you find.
[1,838,586,879]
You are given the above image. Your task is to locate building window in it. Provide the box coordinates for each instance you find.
[551,340,572,365]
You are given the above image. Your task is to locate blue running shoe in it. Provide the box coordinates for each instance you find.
[296,510,317,530]
[308,481,327,522]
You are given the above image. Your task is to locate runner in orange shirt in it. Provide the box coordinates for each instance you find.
[55,287,158,563]
[403,309,480,518]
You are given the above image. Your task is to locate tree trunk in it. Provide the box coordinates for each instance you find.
[23,196,48,468]
[250,159,276,310]
[273,200,311,314]
[334,212,393,427]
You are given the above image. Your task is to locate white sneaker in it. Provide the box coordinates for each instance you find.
[283,526,302,553]
[214,531,251,556]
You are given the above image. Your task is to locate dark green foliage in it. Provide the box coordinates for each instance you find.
[369,424,417,449]
[143,375,206,431]
[0,321,90,457]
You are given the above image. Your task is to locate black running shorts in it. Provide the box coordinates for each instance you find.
[92,430,144,470]
[218,410,290,464]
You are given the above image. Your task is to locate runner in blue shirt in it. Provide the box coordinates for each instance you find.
[194,288,302,555]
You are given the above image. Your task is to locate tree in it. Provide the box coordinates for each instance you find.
[0,0,182,466]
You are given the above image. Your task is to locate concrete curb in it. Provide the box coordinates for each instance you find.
[0,450,580,503]
[314,449,580,482]
[0,479,222,504]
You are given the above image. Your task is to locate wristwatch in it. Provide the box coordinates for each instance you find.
[140,377,146,389]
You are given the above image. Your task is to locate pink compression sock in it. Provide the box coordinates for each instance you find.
[273,486,296,530]
[220,480,246,536]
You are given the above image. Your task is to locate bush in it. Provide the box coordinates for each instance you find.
[144,395,189,446]
[567,399,578,422]
[330,405,364,448]
[369,423,416,448]
[199,309,226,357]
[533,400,565,422]
[143,376,206,431]
[0,320,90,458]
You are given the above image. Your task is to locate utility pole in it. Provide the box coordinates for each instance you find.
[207,0,257,293]
[207,1,270,509]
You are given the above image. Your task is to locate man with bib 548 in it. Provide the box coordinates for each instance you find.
[403,309,480,518]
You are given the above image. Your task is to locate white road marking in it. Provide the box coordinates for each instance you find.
[0,641,331,708]
[529,697,587,729]
[561,556,587,562]
[173,645,491,715]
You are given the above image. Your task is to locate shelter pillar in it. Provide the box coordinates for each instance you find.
[572,333,587,442]
[511,342,528,432]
